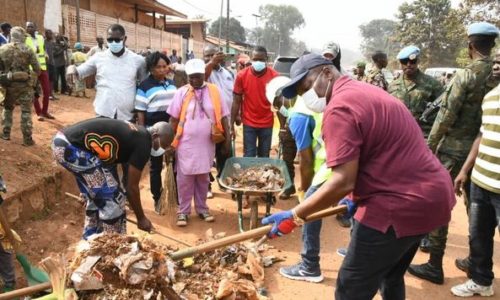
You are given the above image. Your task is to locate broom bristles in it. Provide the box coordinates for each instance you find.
[157,161,178,224]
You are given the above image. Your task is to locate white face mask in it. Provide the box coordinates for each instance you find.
[150,137,165,157]
[302,73,332,113]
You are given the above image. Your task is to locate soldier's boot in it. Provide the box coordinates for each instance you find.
[1,108,12,140]
[455,257,471,274]
[20,105,34,146]
[408,252,444,284]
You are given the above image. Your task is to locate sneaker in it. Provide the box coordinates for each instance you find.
[38,116,45,121]
[336,247,348,257]
[43,113,55,120]
[336,214,351,228]
[207,190,214,199]
[0,133,10,141]
[451,279,494,297]
[455,257,470,274]
[198,212,214,222]
[279,262,324,283]
[176,214,188,227]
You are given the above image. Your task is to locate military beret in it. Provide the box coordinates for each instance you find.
[397,45,420,60]
[467,22,499,37]
[356,61,366,68]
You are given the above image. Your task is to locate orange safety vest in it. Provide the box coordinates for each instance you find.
[172,83,224,148]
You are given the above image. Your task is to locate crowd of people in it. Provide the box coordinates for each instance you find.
[0,18,500,299]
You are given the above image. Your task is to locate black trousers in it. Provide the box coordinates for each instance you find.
[468,182,500,286]
[53,65,68,93]
[336,221,424,300]
[146,112,171,202]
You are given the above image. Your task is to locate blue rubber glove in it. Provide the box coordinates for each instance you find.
[261,210,296,238]
[339,198,357,218]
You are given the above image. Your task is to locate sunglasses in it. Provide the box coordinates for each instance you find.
[107,38,123,43]
[400,58,418,65]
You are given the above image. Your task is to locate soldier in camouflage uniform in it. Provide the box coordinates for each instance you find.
[408,22,500,285]
[355,61,366,81]
[365,51,389,90]
[388,46,443,138]
[0,26,40,146]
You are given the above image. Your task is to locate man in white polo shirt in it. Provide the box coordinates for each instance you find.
[203,45,234,196]
[67,24,147,121]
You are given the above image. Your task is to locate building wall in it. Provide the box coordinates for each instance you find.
[0,0,46,31]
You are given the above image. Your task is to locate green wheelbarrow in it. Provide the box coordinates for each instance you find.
[218,157,292,232]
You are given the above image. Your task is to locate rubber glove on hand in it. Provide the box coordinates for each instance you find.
[261,210,296,238]
[339,198,357,218]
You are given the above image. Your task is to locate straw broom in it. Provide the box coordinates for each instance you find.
[156,156,178,222]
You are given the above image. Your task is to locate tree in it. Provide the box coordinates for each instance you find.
[208,17,246,43]
[396,0,466,68]
[359,19,400,60]
[459,0,500,27]
[257,4,305,56]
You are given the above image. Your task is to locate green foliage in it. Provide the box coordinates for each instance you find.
[208,17,246,43]
[256,4,305,56]
[459,0,500,27]
[396,0,466,68]
[359,19,400,61]
[456,47,471,67]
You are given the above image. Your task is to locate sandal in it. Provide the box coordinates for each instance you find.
[176,214,188,227]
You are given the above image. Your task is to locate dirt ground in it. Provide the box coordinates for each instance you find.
[2,91,499,299]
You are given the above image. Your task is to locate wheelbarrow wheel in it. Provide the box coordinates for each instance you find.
[249,200,259,229]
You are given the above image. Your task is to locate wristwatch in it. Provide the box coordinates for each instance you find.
[292,208,306,226]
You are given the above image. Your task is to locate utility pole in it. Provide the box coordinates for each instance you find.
[218,0,223,48]
[251,13,261,45]
[76,0,81,42]
[225,0,230,53]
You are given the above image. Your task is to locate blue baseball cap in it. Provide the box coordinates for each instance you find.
[467,22,499,37]
[281,54,333,99]
[397,45,420,60]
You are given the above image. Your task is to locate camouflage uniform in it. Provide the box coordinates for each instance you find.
[425,58,497,261]
[388,70,443,138]
[0,41,40,144]
[365,67,389,90]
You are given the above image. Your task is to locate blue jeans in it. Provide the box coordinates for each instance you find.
[468,182,500,286]
[243,125,273,157]
[301,184,323,269]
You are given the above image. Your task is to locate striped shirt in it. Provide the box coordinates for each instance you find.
[471,84,500,193]
[135,76,177,113]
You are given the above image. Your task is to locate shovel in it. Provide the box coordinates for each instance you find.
[0,204,50,287]
[0,205,347,299]
[169,204,347,261]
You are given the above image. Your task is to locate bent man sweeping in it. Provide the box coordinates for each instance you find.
[52,118,174,239]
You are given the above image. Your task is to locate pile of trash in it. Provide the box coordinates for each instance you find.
[224,164,285,191]
[68,230,281,299]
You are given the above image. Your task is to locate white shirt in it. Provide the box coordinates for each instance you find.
[207,66,235,112]
[87,45,107,58]
[77,49,147,120]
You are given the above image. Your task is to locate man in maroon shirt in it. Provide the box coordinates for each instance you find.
[232,46,278,157]
[262,54,455,299]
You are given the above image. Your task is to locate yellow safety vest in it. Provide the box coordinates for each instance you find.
[25,34,47,71]
[290,97,332,186]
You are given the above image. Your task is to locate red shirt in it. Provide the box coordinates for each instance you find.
[233,67,278,128]
[323,76,456,237]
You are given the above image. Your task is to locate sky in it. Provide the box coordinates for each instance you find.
[160,0,460,53]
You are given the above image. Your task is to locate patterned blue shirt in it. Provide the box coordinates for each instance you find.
[135,75,177,113]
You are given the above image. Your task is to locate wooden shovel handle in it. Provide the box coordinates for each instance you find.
[0,282,52,300]
[169,205,347,261]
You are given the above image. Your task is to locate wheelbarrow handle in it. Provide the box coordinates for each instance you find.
[169,205,347,261]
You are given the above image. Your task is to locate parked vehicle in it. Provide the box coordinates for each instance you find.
[273,56,299,77]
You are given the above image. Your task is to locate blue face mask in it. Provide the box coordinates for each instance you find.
[107,41,124,53]
[252,61,266,72]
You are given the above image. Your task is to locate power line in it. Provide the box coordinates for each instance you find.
[175,0,219,16]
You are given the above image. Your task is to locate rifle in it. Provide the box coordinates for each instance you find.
[420,92,444,125]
